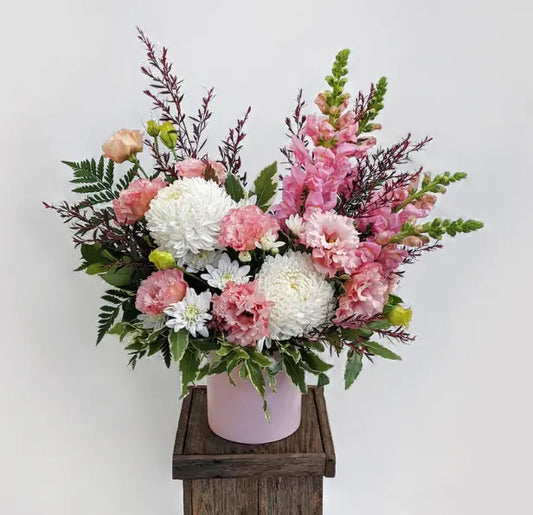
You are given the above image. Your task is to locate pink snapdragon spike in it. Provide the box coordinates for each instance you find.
[219,205,280,252]
[274,95,375,223]
[212,281,273,347]
[135,268,187,316]
[334,262,389,326]
[112,178,166,224]
[300,210,361,277]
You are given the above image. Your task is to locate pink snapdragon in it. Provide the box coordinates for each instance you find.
[377,244,407,275]
[300,210,360,277]
[212,281,273,346]
[135,269,187,316]
[112,178,166,224]
[334,263,389,326]
[176,158,227,184]
[219,205,280,252]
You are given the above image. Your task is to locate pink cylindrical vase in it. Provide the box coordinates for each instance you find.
[206,370,302,444]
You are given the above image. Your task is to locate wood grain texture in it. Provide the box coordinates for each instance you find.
[258,476,323,515]
[190,478,258,515]
[173,453,326,480]
[173,385,335,513]
[314,387,336,478]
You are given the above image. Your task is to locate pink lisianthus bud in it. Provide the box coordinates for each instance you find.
[102,129,143,163]
[176,158,226,184]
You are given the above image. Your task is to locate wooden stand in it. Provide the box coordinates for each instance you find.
[173,386,335,515]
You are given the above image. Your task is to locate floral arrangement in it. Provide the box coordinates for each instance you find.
[46,30,482,405]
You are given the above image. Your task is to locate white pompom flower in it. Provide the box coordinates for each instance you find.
[145,177,235,261]
[256,250,334,340]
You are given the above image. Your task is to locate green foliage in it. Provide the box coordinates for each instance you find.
[421,218,484,239]
[64,157,137,206]
[344,348,363,389]
[97,289,132,344]
[179,347,201,397]
[364,341,401,360]
[283,354,307,394]
[169,330,189,362]
[358,77,388,134]
[252,162,278,211]
[396,171,468,212]
[79,242,134,286]
[325,49,350,106]
[224,173,246,202]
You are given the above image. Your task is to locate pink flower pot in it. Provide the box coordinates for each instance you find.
[206,370,302,444]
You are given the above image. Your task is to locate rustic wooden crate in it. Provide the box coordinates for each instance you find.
[173,386,335,515]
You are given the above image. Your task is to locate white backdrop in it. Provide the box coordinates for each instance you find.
[2,1,532,514]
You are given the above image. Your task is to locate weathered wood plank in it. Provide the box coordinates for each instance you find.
[191,477,258,515]
[182,480,193,515]
[258,476,323,515]
[173,387,193,457]
[173,453,325,480]
[314,387,336,478]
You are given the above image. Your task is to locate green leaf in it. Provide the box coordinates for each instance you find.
[365,341,401,360]
[190,339,219,352]
[86,263,107,275]
[317,373,330,386]
[252,162,278,211]
[283,356,307,394]
[249,350,272,368]
[169,330,189,362]
[224,173,245,202]
[81,243,103,264]
[179,348,200,397]
[216,344,233,357]
[300,349,333,373]
[102,267,133,287]
[388,294,403,306]
[344,349,363,389]
[245,361,266,398]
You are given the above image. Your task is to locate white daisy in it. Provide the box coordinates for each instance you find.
[164,289,213,338]
[200,253,251,290]
[180,250,220,273]
[145,177,235,260]
[256,251,334,340]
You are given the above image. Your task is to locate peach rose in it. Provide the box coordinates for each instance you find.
[102,129,143,163]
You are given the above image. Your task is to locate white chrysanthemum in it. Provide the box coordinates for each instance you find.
[181,250,220,273]
[145,177,235,260]
[200,253,251,289]
[256,251,334,340]
[164,289,212,338]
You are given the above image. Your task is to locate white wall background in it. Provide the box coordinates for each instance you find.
[1,0,532,513]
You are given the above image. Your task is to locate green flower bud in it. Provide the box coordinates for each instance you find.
[386,305,413,328]
[146,120,160,138]
[159,121,178,149]
[149,250,176,270]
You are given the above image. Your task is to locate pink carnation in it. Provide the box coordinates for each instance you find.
[334,263,389,326]
[212,281,273,346]
[300,210,360,277]
[176,158,226,184]
[219,205,280,252]
[135,269,187,316]
[113,178,166,225]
